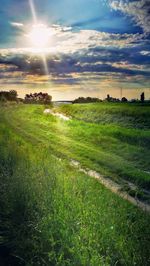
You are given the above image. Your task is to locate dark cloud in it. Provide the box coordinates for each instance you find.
[0,45,150,84]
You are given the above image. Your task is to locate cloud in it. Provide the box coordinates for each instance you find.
[12,22,145,52]
[10,22,24,27]
[140,50,150,56]
[0,21,149,93]
[2,20,147,52]
[55,30,145,52]
[0,63,18,72]
[109,0,150,33]
[0,45,149,83]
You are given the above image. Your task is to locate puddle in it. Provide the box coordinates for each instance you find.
[44,109,70,121]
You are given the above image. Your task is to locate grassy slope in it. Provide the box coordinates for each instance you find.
[54,102,150,189]
[55,102,150,129]
[0,103,150,265]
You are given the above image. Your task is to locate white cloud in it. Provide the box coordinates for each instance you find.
[54,30,145,53]
[109,0,150,33]
[10,22,24,27]
[6,21,146,53]
[140,50,150,56]
[51,24,72,32]
[0,28,145,55]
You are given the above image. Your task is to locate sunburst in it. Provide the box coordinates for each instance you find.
[28,24,51,48]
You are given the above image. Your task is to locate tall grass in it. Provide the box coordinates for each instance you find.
[1,104,150,189]
[56,102,150,129]
[0,103,150,265]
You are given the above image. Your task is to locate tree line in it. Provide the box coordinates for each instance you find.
[0,90,147,104]
[0,91,52,104]
[73,92,145,103]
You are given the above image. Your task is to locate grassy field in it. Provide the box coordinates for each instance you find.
[54,102,150,190]
[0,102,150,265]
[55,102,150,129]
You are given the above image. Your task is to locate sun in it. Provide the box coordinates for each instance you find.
[28,24,51,48]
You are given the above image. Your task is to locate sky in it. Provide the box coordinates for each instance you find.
[0,0,150,100]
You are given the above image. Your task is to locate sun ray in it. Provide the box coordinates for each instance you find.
[41,53,49,76]
[29,0,37,23]
[28,0,49,76]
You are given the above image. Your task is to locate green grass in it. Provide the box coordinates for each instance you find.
[1,103,150,189]
[54,102,150,188]
[0,102,150,265]
[55,102,150,129]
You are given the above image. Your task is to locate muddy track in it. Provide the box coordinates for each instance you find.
[70,159,150,213]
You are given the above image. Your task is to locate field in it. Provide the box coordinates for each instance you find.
[0,102,150,265]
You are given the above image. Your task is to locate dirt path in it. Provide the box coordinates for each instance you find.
[70,159,150,213]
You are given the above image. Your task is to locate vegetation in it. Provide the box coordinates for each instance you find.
[73,92,147,103]
[140,92,145,103]
[0,91,52,105]
[53,102,150,189]
[0,102,150,265]
[73,97,102,103]
[0,90,18,102]
[55,102,150,129]
[24,92,52,104]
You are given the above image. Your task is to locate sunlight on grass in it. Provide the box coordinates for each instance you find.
[0,103,150,265]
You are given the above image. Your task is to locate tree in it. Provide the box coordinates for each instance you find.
[9,90,18,101]
[73,97,101,103]
[121,97,128,102]
[107,94,110,101]
[44,94,52,104]
[105,94,120,102]
[24,92,52,104]
[0,90,18,102]
[0,94,7,102]
[140,92,145,102]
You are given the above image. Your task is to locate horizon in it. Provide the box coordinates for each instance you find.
[0,0,150,100]
[1,87,149,101]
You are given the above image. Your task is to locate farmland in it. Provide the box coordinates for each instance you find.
[0,102,150,265]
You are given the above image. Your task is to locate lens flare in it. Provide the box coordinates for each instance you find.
[29,24,50,48]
